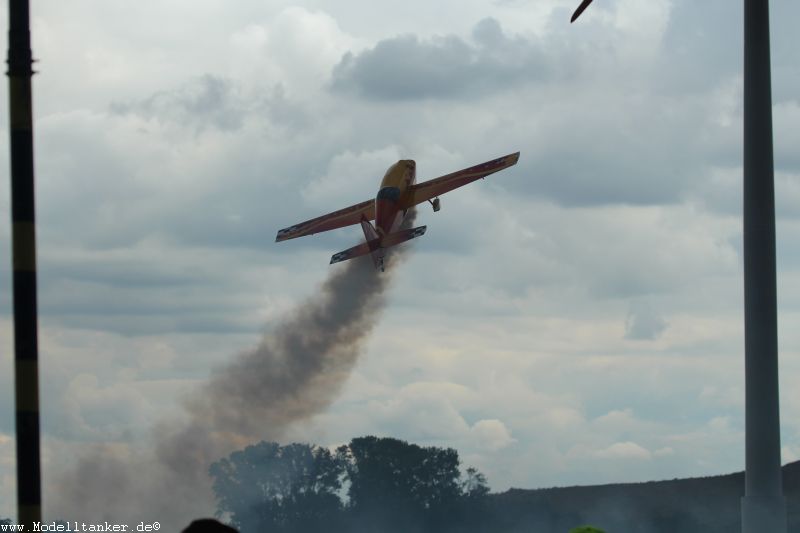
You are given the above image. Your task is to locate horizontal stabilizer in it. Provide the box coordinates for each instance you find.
[329,225,427,268]
[381,225,427,247]
[330,239,380,265]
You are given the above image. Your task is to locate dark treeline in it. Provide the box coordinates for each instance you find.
[484,460,800,533]
[210,437,800,533]
[210,437,490,533]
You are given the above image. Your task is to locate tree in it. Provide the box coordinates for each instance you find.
[461,467,490,499]
[338,436,465,530]
[341,437,462,511]
[211,437,490,532]
[569,526,607,533]
[210,441,345,532]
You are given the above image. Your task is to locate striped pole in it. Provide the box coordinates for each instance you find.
[7,0,42,528]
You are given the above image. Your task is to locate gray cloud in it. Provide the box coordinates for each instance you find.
[34,90,321,254]
[625,301,668,340]
[331,18,553,100]
[652,0,742,95]
[111,74,249,132]
[110,75,310,135]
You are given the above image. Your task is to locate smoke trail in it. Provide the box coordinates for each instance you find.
[50,212,416,529]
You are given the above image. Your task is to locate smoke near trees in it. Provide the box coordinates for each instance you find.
[49,221,416,530]
[209,437,489,533]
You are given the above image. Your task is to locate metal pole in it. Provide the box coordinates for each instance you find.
[7,0,41,528]
[741,0,786,531]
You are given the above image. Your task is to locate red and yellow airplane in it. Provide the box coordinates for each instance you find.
[275,152,520,271]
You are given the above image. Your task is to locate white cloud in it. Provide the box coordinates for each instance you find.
[593,441,653,461]
[230,7,361,97]
[783,445,800,464]
[470,419,517,451]
[301,146,403,209]
[591,409,640,432]
[611,0,672,60]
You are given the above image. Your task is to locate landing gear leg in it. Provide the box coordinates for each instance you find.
[429,197,441,212]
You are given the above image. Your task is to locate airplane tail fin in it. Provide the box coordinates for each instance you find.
[329,224,427,270]
[361,216,379,242]
[361,218,383,270]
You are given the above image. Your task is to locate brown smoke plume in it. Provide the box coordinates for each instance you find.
[49,212,416,529]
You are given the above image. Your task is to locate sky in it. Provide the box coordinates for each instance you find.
[1,0,800,523]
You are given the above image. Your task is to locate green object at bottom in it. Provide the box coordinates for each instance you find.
[569,526,606,533]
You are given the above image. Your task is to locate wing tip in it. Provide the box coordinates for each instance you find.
[276,224,302,242]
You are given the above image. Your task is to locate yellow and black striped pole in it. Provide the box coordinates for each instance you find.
[7,0,41,528]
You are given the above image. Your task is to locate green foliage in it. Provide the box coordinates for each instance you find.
[210,441,344,532]
[340,436,463,513]
[569,526,607,533]
[210,437,490,533]
[461,467,490,499]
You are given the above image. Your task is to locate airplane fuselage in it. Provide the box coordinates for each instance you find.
[375,160,416,237]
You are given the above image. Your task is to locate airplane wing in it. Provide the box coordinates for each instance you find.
[399,152,520,209]
[275,198,375,242]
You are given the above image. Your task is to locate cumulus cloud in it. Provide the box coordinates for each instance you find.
[562,439,656,475]
[301,146,404,209]
[591,408,640,432]
[783,445,800,464]
[593,441,652,460]
[470,419,517,451]
[331,18,553,100]
[111,75,250,132]
[371,381,473,442]
[109,74,310,135]
[229,6,361,96]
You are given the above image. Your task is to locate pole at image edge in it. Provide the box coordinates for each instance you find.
[7,0,42,527]
[741,0,786,531]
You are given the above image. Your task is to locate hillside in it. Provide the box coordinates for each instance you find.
[479,461,800,532]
